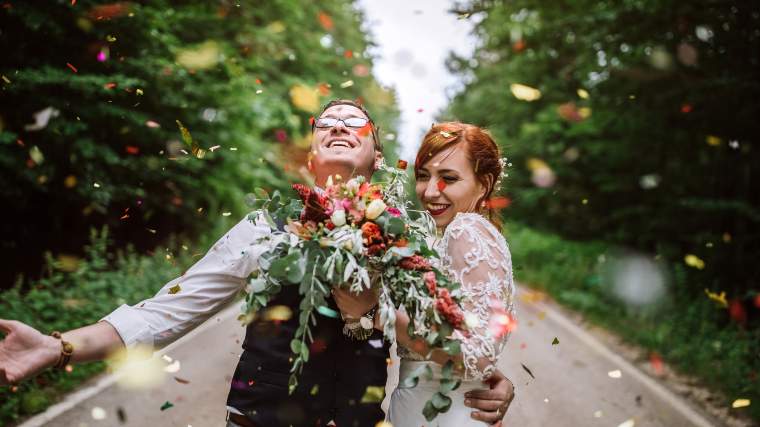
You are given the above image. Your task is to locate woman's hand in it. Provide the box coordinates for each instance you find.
[332,287,378,320]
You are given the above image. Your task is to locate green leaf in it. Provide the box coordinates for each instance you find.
[431,391,452,411]
[301,345,310,363]
[442,339,461,355]
[422,399,438,422]
[441,360,454,379]
[438,378,461,394]
[290,339,301,354]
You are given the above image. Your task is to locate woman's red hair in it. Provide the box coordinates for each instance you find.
[414,122,503,227]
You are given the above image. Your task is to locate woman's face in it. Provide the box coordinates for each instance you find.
[415,143,486,229]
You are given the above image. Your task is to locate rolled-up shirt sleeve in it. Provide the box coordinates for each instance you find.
[101,213,272,349]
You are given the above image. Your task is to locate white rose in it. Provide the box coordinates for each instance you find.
[365,199,387,220]
[331,209,347,226]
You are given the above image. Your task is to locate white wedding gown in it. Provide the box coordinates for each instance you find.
[388,213,516,427]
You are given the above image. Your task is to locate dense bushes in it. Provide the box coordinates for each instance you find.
[0,0,399,288]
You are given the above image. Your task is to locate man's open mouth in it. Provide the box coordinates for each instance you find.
[326,139,355,149]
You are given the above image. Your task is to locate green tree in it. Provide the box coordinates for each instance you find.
[0,0,399,289]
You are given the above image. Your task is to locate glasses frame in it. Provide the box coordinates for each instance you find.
[312,116,370,130]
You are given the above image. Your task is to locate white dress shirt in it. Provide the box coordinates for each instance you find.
[101,214,272,349]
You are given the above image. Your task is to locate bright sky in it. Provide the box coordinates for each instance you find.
[357,0,477,161]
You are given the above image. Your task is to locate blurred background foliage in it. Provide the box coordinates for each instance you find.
[447,0,759,420]
[0,0,399,289]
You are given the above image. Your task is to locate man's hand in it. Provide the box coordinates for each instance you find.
[0,319,60,385]
[332,287,378,320]
[464,369,515,426]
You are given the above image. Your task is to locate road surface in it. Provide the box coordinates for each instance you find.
[20,290,718,427]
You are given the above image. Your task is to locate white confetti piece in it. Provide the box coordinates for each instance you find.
[608,369,622,378]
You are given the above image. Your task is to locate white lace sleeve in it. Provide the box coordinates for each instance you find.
[440,213,516,380]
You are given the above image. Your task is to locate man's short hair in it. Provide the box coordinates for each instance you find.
[312,99,383,153]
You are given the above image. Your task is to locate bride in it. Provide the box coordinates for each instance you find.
[337,122,515,426]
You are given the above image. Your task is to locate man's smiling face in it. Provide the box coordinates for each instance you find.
[310,104,378,182]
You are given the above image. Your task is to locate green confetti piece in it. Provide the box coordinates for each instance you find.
[160,401,173,411]
[316,305,339,318]
[552,337,559,345]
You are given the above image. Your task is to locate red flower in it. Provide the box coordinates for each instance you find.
[399,255,432,272]
[423,271,437,295]
[292,184,330,223]
[361,221,383,244]
[387,207,402,217]
[435,288,464,329]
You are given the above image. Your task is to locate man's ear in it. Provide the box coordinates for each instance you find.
[373,151,383,171]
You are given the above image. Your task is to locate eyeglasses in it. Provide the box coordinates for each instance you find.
[313,117,370,129]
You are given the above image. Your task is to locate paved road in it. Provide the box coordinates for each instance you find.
[23,290,718,427]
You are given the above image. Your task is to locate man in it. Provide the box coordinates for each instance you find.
[0,100,514,426]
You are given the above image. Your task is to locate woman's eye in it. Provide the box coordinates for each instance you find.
[417,173,430,181]
[443,176,458,183]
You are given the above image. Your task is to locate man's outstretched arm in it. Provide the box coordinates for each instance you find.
[1,215,270,385]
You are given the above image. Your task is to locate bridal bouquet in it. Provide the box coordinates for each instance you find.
[242,161,467,420]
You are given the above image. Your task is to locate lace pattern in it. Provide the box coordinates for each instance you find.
[398,213,515,380]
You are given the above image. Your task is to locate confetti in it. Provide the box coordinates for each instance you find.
[160,401,174,411]
[176,120,206,158]
[706,135,722,146]
[577,88,589,99]
[317,11,334,31]
[176,41,220,69]
[357,122,372,137]
[684,254,705,269]
[106,34,117,42]
[66,62,78,73]
[25,107,60,131]
[264,305,293,322]
[109,346,166,389]
[29,146,44,164]
[344,50,353,59]
[97,48,108,62]
[728,299,747,324]
[649,352,664,376]
[731,398,750,408]
[136,88,144,95]
[396,159,408,170]
[485,197,511,210]
[91,406,107,420]
[360,386,385,403]
[209,145,221,152]
[316,305,339,318]
[104,82,117,89]
[436,180,446,191]
[510,83,541,101]
[416,108,424,112]
[93,182,101,188]
[608,369,622,378]
[520,363,535,379]
[169,284,181,294]
[164,360,181,373]
[145,120,160,128]
[222,212,232,216]
[593,410,603,418]
[117,407,126,423]
[146,228,157,234]
[125,145,139,155]
[617,419,635,427]
[704,289,727,307]
[310,384,320,395]
[289,84,319,111]
[339,80,354,88]
[681,103,692,113]
[551,337,559,345]
[2,75,11,84]
[375,422,393,427]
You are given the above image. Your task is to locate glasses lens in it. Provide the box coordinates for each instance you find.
[315,118,338,128]
[344,117,369,128]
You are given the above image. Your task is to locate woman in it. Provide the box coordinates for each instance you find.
[337,122,515,426]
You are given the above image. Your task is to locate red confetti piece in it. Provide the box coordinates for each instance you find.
[396,159,408,170]
[436,180,446,191]
[248,379,255,386]
[317,11,334,31]
[729,299,747,325]
[417,108,424,113]
[513,39,526,52]
[71,0,76,5]
[309,116,315,126]
[125,145,139,155]
[520,342,527,349]
[485,196,511,210]
[174,377,190,384]
[344,50,353,59]
[357,122,372,137]
[649,352,664,376]
[255,78,262,84]
[680,103,692,113]
[66,62,78,73]
[104,82,117,89]
[16,139,25,147]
